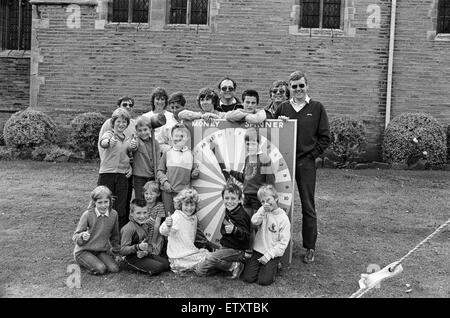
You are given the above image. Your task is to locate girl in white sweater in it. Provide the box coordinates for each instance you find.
[242,184,291,286]
[159,188,210,274]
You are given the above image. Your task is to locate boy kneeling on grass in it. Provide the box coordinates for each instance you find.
[242,184,291,286]
[196,183,251,279]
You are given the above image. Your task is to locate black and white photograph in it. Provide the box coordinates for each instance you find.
[0,0,449,303]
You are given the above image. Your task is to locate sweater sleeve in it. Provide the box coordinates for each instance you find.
[245,109,267,124]
[120,224,138,256]
[98,120,110,151]
[178,109,203,121]
[264,215,291,260]
[229,169,244,183]
[251,207,265,227]
[310,103,331,159]
[72,211,90,246]
[159,214,179,237]
[159,220,171,237]
[230,209,251,243]
[110,213,121,254]
[225,109,247,122]
[99,130,114,149]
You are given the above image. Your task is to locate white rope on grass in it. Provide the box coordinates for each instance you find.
[350,217,450,298]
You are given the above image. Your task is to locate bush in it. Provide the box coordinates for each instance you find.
[3,109,57,149]
[383,113,447,168]
[326,116,366,167]
[69,112,106,159]
[32,144,74,162]
[0,146,12,160]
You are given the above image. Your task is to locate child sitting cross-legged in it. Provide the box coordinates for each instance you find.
[159,188,211,274]
[241,184,291,286]
[196,183,251,279]
[120,198,170,275]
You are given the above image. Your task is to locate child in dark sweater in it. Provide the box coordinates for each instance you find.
[73,186,121,275]
[129,116,161,202]
[196,183,250,279]
[120,198,169,275]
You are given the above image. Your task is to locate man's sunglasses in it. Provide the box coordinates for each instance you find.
[121,101,133,108]
[271,88,286,95]
[221,86,235,92]
[291,84,306,90]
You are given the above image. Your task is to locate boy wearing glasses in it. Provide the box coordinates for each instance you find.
[275,70,330,264]
[216,77,243,112]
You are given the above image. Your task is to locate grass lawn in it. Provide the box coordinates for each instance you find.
[0,160,449,298]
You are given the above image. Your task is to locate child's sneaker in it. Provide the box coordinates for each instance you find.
[303,249,315,264]
[229,262,244,279]
[244,249,253,259]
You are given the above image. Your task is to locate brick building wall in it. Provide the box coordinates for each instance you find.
[390,0,450,123]
[25,0,450,160]
[0,55,30,132]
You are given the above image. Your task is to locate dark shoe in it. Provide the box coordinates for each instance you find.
[229,262,245,279]
[303,249,315,264]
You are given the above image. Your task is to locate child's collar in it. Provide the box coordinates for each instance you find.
[177,209,196,219]
[172,145,188,152]
[94,207,110,217]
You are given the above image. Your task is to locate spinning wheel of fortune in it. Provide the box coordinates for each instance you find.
[191,127,294,247]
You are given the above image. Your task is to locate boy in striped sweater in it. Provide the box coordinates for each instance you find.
[157,123,199,214]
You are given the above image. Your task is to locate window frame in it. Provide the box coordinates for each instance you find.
[0,0,32,52]
[437,0,450,34]
[299,0,344,31]
[166,0,210,26]
[108,0,150,24]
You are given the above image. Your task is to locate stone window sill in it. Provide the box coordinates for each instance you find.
[105,22,151,31]
[163,24,211,32]
[289,27,345,37]
[0,50,31,59]
[434,33,450,41]
[104,22,211,32]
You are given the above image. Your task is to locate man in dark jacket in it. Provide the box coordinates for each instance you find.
[274,70,331,264]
